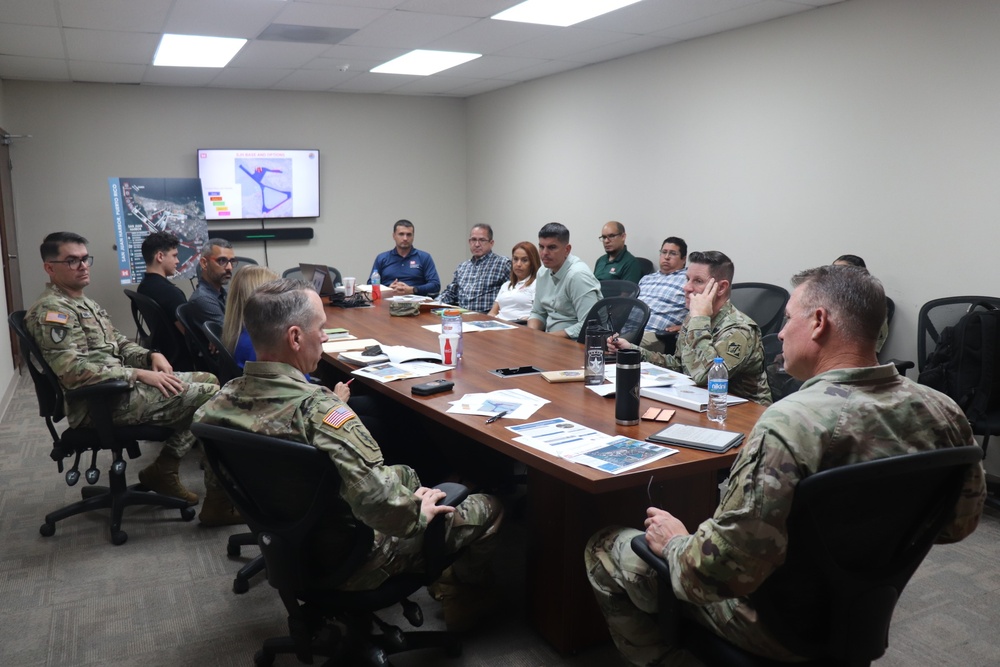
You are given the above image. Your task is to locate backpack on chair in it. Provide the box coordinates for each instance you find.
[918,302,1000,425]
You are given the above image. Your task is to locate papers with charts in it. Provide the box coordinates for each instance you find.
[588,362,694,397]
[351,360,451,383]
[446,388,549,420]
[506,417,677,474]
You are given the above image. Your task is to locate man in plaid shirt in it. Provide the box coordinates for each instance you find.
[638,236,688,352]
[438,224,512,313]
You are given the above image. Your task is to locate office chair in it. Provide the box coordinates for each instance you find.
[191,422,468,666]
[281,266,304,281]
[631,445,982,667]
[729,283,789,336]
[576,297,650,346]
[175,302,222,377]
[636,256,655,277]
[201,321,242,385]
[123,288,194,371]
[8,311,196,545]
[600,279,640,299]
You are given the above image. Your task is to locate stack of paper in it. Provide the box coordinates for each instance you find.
[506,417,677,474]
[350,359,452,383]
[640,385,748,412]
[588,363,694,397]
[446,388,549,420]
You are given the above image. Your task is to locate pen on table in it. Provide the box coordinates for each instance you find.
[486,410,508,424]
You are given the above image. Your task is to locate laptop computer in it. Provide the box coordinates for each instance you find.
[299,263,337,297]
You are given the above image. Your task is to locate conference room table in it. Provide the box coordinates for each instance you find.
[321,297,767,653]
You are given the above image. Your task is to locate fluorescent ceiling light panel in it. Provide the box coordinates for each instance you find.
[372,50,481,76]
[492,0,643,27]
[153,34,247,68]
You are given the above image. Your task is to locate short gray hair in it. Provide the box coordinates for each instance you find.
[244,278,316,351]
[200,237,233,258]
[791,265,886,345]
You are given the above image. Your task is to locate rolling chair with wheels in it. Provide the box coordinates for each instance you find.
[729,283,789,336]
[8,311,196,545]
[599,279,640,299]
[123,288,194,371]
[575,297,650,346]
[631,446,982,667]
[191,422,469,666]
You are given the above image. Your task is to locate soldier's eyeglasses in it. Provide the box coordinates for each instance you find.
[50,256,94,270]
[213,257,239,267]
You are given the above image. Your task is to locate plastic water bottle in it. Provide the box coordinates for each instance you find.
[370,269,381,302]
[707,357,728,424]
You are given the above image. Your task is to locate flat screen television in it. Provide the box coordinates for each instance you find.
[197,148,320,220]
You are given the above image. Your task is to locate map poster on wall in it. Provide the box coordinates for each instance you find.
[108,177,208,285]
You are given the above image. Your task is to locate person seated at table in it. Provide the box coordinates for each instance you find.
[831,254,888,353]
[438,224,511,313]
[369,219,441,297]
[194,278,504,630]
[527,223,602,339]
[609,250,771,405]
[488,241,540,323]
[221,265,280,368]
[585,264,986,666]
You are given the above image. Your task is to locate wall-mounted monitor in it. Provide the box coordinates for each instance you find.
[197,148,320,220]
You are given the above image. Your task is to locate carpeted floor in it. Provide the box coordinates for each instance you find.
[1,371,998,666]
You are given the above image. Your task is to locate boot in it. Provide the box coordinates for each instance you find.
[138,454,198,504]
[199,489,245,527]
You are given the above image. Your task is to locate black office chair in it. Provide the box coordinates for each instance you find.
[202,321,242,385]
[600,279,640,299]
[576,297,651,346]
[8,311,196,545]
[636,256,655,277]
[175,302,222,377]
[631,445,982,667]
[190,422,468,666]
[123,288,194,371]
[281,266,304,281]
[729,283,789,336]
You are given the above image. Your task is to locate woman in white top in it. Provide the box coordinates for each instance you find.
[489,241,540,322]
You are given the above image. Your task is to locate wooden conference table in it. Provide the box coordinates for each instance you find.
[321,298,767,653]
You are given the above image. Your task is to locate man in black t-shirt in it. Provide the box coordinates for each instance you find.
[137,231,188,334]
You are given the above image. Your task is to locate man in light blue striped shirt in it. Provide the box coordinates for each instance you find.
[638,237,687,352]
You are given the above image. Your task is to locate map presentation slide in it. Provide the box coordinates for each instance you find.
[108,177,208,285]
[198,149,320,220]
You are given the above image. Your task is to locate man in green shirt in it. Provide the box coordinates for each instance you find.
[594,221,642,284]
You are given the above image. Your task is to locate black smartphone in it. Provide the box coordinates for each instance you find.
[489,365,544,378]
[411,379,455,396]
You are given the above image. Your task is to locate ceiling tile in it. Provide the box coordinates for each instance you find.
[582,0,757,34]
[438,54,550,79]
[494,58,584,82]
[1,0,60,26]
[341,11,478,49]
[656,0,809,41]
[142,66,221,87]
[423,17,556,54]
[58,0,173,32]
[276,2,388,30]
[0,55,71,81]
[330,72,413,94]
[208,67,301,90]
[496,27,629,61]
[0,25,65,59]
[64,28,159,64]
[68,61,147,84]
[568,34,679,65]
[395,0,521,19]
[229,41,332,69]
[165,0,284,38]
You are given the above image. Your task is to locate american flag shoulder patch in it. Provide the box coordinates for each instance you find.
[322,405,355,429]
[44,311,70,325]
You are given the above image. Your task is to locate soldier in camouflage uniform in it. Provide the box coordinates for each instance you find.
[609,250,771,405]
[194,279,503,630]
[25,232,219,507]
[587,264,986,666]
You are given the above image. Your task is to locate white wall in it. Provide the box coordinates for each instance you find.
[467,0,1000,366]
[0,77,17,413]
[3,82,470,332]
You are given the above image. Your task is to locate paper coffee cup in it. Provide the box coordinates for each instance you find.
[343,276,356,296]
[438,333,460,365]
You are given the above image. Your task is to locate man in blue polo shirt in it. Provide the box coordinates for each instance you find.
[369,219,441,297]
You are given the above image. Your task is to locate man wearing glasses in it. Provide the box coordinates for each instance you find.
[25,232,219,506]
[637,237,688,352]
[593,221,642,284]
[437,224,512,312]
[188,238,237,327]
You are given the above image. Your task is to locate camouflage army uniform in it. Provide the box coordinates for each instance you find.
[585,364,986,666]
[638,301,771,405]
[25,283,218,458]
[194,360,503,591]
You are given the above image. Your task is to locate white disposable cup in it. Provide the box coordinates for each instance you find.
[343,277,356,296]
[438,333,460,366]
